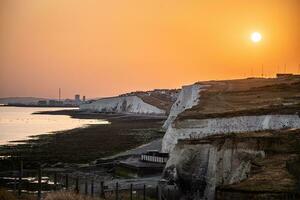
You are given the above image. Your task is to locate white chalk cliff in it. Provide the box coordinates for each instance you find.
[162,137,266,200]
[162,114,300,152]
[80,96,165,115]
[162,82,300,152]
[161,79,300,200]
[162,84,205,129]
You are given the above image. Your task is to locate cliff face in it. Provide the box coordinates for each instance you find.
[161,130,300,200]
[162,114,300,152]
[162,135,266,199]
[80,89,179,115]
[160,77,300,199]
[162,84,205,129]
[162,78,300,152]
[80,95,166,115]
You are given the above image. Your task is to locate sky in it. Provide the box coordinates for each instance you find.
[0,0,299,99]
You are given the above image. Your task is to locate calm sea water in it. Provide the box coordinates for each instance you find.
[0,106,108,145]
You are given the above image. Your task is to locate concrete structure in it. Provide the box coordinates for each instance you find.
[75,94,81,104]
[48,100,63,106]
[276,73,300,78]
[37,100,47,106]
[276,73,294,78]
[140,151,169,164]
[116,156,166,177]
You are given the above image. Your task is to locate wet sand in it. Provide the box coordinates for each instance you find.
[0,110,166,167]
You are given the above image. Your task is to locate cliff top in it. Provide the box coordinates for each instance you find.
[178,76,300,120]
[136,90,179,114]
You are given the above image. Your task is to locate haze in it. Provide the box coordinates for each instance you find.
[0,0,299,98]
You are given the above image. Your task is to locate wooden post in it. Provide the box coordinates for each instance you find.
[18,160,23,196]
[54,172,57,191]
[143,184,146,200]
[91,180,94,197]
[13,177,17,194]
[100,181,105,198]
[130,184,133,200]
[115,182,119,200]
[65,174,69,190]
[158,185,162,200]
[75,177,79,193]
[37,165,42,200]
[85,180,88,195]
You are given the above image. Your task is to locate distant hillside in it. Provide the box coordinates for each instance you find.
[80,89,180,115]
[0,97,49,105]
[120,89,180,113]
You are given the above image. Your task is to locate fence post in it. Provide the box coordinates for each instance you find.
[18,160,23,196]
[143,184,146,200]
[91,179,94,197]
[100,181,105,198]
[37,165,42,200]
[130,184,133,200]
[115,182,119,200]
[54,172,57,191]
[65,174,69,190]
[13,177,17,194]
[85,180,88,195]
[158,185,162,200]
[75,177,79,193]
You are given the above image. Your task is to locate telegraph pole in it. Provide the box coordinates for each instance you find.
[59,88,61,102]
[284,64,287,73]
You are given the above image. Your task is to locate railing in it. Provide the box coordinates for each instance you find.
[140,155,168,163]
[1,161,164,200]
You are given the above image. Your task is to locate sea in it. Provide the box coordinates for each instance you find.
[0,106,108,145]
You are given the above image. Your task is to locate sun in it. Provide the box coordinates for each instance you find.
[251,32,262,43]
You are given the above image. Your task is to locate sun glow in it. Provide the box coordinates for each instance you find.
[251,32,262,43]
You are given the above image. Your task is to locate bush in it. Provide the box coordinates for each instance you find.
[44,191,102,200]
[0,189,16,200]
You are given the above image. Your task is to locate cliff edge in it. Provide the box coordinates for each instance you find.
[160,76,300,199]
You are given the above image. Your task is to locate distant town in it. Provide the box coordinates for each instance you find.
[36,94,86,107]
[0,93,87,107]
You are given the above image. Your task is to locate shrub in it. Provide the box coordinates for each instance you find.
[0,189,16,200]
[44,191,102,200]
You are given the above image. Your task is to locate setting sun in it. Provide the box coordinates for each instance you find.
[251,32,262,43]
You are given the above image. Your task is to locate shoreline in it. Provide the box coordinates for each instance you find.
[0,110,166,168]
[1,104,78,108]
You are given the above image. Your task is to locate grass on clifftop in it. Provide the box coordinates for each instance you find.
[179,77,300,120]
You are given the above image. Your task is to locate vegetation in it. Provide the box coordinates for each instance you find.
[0,189,15,200]
[44,191,102,200]
[0,188,35,200]
[179,77,300,120]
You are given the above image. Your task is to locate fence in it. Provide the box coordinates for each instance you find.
[0,161,166,200]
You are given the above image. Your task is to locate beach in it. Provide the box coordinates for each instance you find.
[0,109,166,168]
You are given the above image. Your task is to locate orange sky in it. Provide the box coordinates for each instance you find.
[0,0,299,98]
